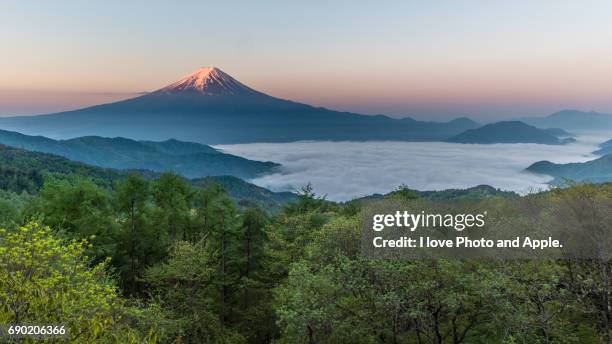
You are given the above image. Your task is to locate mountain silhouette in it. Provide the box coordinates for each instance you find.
[526,154,612,184]
[522,110,612,131]
[0,67,479,144]
[594,139,612,156]
[447,121,568,145]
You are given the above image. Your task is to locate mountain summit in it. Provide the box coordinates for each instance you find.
[0,67,479,143]
[155,67,260,96]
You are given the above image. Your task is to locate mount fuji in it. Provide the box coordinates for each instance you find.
[0,67,479,144]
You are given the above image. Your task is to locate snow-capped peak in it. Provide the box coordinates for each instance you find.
[156,67,259,96]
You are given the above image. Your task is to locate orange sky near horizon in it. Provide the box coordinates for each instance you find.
[2,1,612,121]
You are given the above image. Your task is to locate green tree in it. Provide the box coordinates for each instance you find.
[240,206,269,292]
[151,172,194,240]
[34,177,116,261]
[284,183,328,215]
[276,214,516,344]
[145,240,245,343]
[0,190,31,227]
[0,222,155,343]
[193,184,226,236]
[551,184,612,343]
[389,184,419,202]
[236,207,278,342]
[207,196,241,329]
[114,173,161,294]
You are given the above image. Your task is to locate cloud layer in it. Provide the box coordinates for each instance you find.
[216,135,605,201]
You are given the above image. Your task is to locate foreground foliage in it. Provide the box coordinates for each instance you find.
[0,222,155,343]
[0,173,610,343]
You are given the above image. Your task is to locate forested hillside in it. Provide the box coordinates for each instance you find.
[0,144,295,210]
[1,157,610,342]
[0,129,279,179]
[353,184,518,203]
[0,144,122,192]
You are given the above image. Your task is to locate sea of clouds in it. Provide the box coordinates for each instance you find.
[216,133,608,201]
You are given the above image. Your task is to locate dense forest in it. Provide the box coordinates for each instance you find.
[0,148,611,343]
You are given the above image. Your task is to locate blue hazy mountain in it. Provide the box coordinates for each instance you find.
[0,129,278,179]
[0,67,479,144]
[522,110,612,131]
[594,139,612,156]
[447,121,568,144]
[542,127,573,138]
[526,154,612,184]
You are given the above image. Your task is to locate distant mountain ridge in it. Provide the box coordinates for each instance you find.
[0,67,480,144]
[542,128,573,138]
[526,154,612,185]
[594,139,612,156]
[0,129,278,179]
[447,121,569,145]
[522,110,612,131]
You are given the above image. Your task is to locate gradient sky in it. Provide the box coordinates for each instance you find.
[2,0,612,121]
